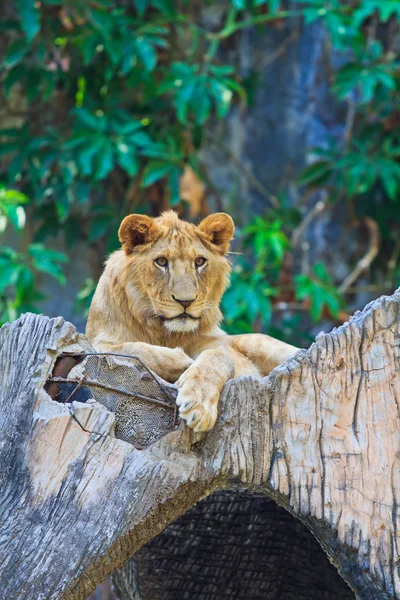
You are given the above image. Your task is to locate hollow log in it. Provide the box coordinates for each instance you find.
[1,290,400,600]
[114,490,356,600]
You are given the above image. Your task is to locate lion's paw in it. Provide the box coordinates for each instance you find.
[176,367,219,432]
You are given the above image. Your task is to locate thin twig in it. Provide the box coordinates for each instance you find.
[344,97,356,144]
[204,131,280,208]
[62,351,175,402]
[344,284,394,294]
[387,238,400,284]
[207,10,303,40]
[48,376,174,411]
[338,217,380,295]
[262,29,299,69]
[367,12,379,49]
[291,200,327,247]
[387,18,399,54]
[64,373,88,404]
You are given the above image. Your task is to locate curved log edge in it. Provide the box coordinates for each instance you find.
[0,290,400,599]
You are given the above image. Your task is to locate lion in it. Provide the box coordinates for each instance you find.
[86,211,299,432]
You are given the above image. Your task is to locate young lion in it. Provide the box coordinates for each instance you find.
[86,211,298,432]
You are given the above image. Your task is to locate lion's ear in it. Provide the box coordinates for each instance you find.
[118,214,158,254]
[197,213,235,255]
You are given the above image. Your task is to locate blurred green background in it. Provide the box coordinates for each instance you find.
[1,0,399,347]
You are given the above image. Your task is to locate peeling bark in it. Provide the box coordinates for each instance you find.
[1,290,400,599]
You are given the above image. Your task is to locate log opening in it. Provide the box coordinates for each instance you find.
[114,490,355,600]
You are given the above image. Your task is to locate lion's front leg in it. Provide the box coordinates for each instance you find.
[231,333,299,376]
[93,341,193,383]
[176,349,234,432]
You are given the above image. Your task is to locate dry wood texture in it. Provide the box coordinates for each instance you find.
[1,290,400,599]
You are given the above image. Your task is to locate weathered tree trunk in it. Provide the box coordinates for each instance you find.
[1,290,400,600]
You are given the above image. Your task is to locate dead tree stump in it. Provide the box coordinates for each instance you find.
[1,290,400,600]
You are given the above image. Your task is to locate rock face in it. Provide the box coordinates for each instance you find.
[202,17,336,214]
[201,12,366,316]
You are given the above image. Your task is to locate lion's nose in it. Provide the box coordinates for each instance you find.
[172,295,196,309]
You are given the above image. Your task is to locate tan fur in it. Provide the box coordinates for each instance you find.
[86,211,299,432]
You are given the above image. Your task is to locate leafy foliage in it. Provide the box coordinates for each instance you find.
[295,263,341,322]
[0,0,399,339]
[223,214,342,334]
[0,185,68,324]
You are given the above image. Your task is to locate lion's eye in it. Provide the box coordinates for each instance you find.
[195,257,207,268]
[155,257,168,268]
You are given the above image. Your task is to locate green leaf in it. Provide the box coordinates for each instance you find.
[0,259,22,292]
[73,108,107,132]
[298,161,332,186]
[15,266,34,301]
[4,39,29,68]
[223,77,247,103]
[379,160,400,200]
[4,64,26,96]
[116,147,139,176]
[168,166,181,205]
[81,35,99,66]
[76,138,104,176]
[269,231,288,261]
[63,136,88,150]
[28,244,68,263]
[222,286,247,321]
[259,295,272,326]
[175,78,196,123]
[74,278,96,316]
[104,38,124,66]
[33,259,66,284]
[3,205,26,230]
[209,65,235,76]
[88,213,112,242]
[112,119,143,136]
[136,38,157,71]
[243,287,261,323]
[141,160,172,187]
[90,8,113,37]
[313,262,330,282]
[210,81,233,119]
[133,0,149,17]
[0,188,29,204]
[17,0,41,41]
[94,141,114,180]
[294,263,341,322]
[194,89,211,125]
[28,244,67,284]
[128,131,153,147]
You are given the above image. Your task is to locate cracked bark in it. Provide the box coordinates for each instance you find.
[1,290,400,599]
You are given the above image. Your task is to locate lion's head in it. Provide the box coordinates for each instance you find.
[116,210,234,335]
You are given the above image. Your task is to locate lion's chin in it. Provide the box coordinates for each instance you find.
[163,318,200,333]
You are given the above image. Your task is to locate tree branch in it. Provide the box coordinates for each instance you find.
[338,217,380,294]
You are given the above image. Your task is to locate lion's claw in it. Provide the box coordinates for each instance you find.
[176,367,219,432]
